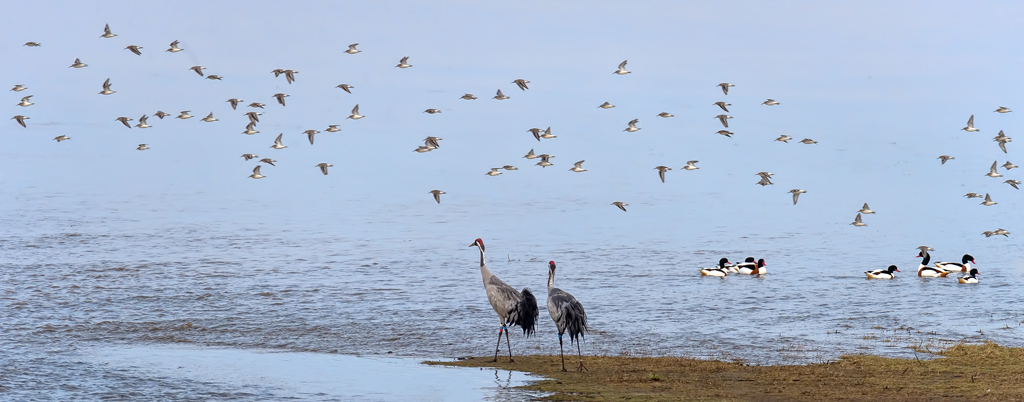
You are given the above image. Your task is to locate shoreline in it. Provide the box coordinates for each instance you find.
[427,342,1024,401]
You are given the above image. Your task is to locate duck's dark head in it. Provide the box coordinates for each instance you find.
[888,265,900,273]
[969,268,979,276]
[744,257,755,263]
[718,257,730,267]
[757,259,766,267]
[964,254,976,264]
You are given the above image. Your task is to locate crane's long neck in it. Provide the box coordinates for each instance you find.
[547,267,556,290]
[477,246,493,284]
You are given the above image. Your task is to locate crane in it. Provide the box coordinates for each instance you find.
[546,261,589,372]
[470,238,538,362]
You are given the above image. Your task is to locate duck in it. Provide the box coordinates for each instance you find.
[934,254,975,273]
[865,265,900,279]
[916,250,950,277]
[727,257,754,273]
[699,258,731,277]
[957,268,979,284]
[736,258,766,275]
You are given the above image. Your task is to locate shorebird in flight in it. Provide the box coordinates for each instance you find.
[789,189,807,205]
[682,161,699,170]
[248,102,265,109]
[125,45,143,55]
[624,119,641,132]
[249,165,265,179]
[1003,161,1018,170]
[986,161,1002,177]
[1006,180,1021,190]
[851,213,866,227]
[54,135,70,142]
[24,42,41,47]
[206,75,222,80]
[305,130,320,145]
[227,98,243,110]
[938,155,954,164]
[981,193,997,206]
[654,166,671,183]
[598,102,614,109]
[259,158,276,166]
[116,116,132,128]
[325,125,341,133]
[396,56,412,68]
[167,40,183,53]
[859,203,875,214]
[717,130,734,138]
[460,94,477,100]
[100,24,116,38]
[775,135,792,143]
[348,104,364,119]
[241,153,259,161]
[189,66,206,76]
[569,161,587,172]
[16,95,33,107]
[345,43,361,54]
[135,115,151,128]
[494,89,509,100]
[613,60,630,75]
[611,202,628,212]
[176,111,192,119]
[137,144,149,151]
[424,109,442,114]
[11,85,27,92]
[715,114,732,128]
[12,115,29,127]
[69,58,87,68]
[513,79,530,90]
[430,190,446,204]
[154,111,170,119]
[486,168,503,176]
[800,138,818,145]
[316,163,333,175]
[713,101,730,112]
[657,112,674,118]
[201,112,218,122]
[273,93,289,106]
[337,84,354,93]
[271,133,287,149]
[242,122,259,135]
[717,83,735,95]
[762,99,780,106]
[995,106,1011,113]
[99,79,115,95]
[962,115,979,132]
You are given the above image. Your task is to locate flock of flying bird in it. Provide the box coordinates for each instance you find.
[11,24,1014,369]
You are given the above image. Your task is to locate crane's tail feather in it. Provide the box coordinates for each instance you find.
[565,300,588,345]
[514,288,539,337]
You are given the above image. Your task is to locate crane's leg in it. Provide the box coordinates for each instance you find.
[491,325,504,362]
[575,337,588,372]
[504,325,514,362]
[558,334,567,372]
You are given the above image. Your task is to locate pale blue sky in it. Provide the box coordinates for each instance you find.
[2,1,1021,255]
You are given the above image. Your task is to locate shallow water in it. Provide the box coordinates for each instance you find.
[3,190,1023,399]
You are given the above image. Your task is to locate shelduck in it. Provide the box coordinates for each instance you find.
[866,265,900,279]
[934,254,975,273]
[916,250,950,277]
[737,258,766,275]
[957,268,979,284]
[699,258,731,277]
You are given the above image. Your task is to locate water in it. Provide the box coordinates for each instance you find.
[2,190,1023,400]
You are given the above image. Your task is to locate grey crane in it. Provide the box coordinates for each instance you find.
[470,238,538,362]
[546,260,589,372]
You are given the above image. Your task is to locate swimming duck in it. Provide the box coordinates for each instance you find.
[865,265,899,279]
[957,268,979,284]
[736,258,766,275]
[916,250,950,277]
[699,258,731,277]
[934,254,975,273]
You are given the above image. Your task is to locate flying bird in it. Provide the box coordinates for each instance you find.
[248,102,265,109]
[657,112,674,118]
[513,79,530,90]
[325,125,341,133]
[717,82,735,95]
[624,119,641,132]
[135,115,150,128]
[206,75,222,80]
[460,93,477,100]
[167,40,183,53]
[242,123,259,135]
[1006,179,1021,190]
[540,127,556,139]
[272,93,289,106]
[429,190,445,204]
[69,58,87,68]
[154,111,170,119]
[304,130,320,145]
[227,98,243,110]
[682,161,699,171]
[762,99,780,106]
[125,45,142,56]
[116,116,132,128]
[316,163,333,175]
[789,189,807,205]
[938,155,954,164]
[1002,161,1017,170]
[800,138,818,145]
[613,60,630,75]
[176,111,192,119]
[11,85,27,92]
[523,149,538,159]
[348,104,363,119]
[985,161,1002,178]
[136,144,149,151]
[100,24,116,38]
[995,106,1011,113]
[598,102,615,109]
[424,109,442,114]
[962,115,979,132]
[494,89,509,100]
[981,193,997,206]
[271,133,287,149]
[201,112,218,122]
[424,136,442,148]
[714,101,731,112]
[964,192,982,199]
[546,261,589,372]
[54,135,70,142]
[502,165,518,171]
[469,239,538,362]
[337,84,354,93]
[189,66,206,76]
[241,153,259,161]
[245,111,261,123]
[717,130,734,138]
[395,56,412,68]
[99,79,115,95]
[12,115,29,127]
[259,158,276,166]
[23,42,41,47]
[345,43,361,54]
[611,202,628,212]
[851,213,866,227]
[654,166,671,183]
[859,203,875,214]
[16,95,33,107]
[486,168,503,176]
[249,165,265,179]
[715,114,732,128]
[569,160,587,172]
[775,135,792,143]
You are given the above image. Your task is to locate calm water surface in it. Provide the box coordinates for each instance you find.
[2,190,1023,400]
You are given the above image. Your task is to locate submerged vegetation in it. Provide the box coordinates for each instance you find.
[429,342,1024,401]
